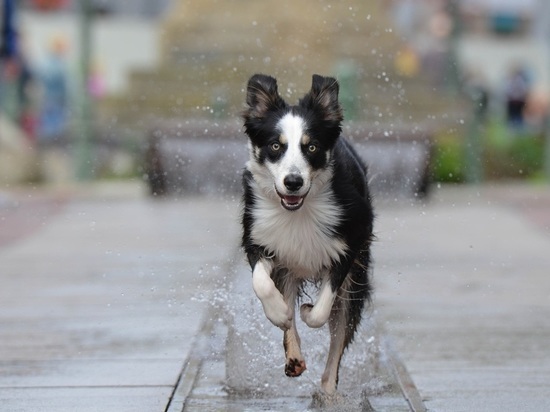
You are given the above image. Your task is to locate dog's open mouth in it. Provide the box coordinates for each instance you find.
[276,189,306,211]
[280,195,304,211]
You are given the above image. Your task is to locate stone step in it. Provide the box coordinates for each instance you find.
[99,81,461,128]
[97,0,465,132]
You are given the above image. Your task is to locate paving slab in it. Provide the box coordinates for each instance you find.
[374,184,550,412]
[0,186,240,412]
[0,387,173,412]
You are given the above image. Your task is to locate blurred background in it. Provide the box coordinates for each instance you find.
[1,0,550,195]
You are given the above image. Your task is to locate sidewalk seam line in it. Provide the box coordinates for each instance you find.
[383,336,427,412]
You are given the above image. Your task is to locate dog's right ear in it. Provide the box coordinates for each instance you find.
[244,74,286,119]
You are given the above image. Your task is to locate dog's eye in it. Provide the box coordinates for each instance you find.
[271,142,281,152]
[308,144,317,153]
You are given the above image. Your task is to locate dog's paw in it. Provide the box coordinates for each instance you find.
[261,295,292,330]
[299,303,314,325]
[285,357,306,377]
[300,303,328,328]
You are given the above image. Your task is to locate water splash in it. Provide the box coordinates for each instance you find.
[219,263,393,400]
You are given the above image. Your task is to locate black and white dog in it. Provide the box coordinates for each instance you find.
[241,74,374,395]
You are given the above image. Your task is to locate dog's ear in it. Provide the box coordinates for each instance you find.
[244,74,286,119]
[301,75,343,124]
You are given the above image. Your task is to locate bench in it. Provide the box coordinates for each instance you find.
[144,119,433,199]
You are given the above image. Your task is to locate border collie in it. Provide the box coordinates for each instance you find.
[241,74,374,395]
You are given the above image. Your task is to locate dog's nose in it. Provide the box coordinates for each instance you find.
[284,174,303,192]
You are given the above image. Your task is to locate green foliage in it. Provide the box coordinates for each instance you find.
[432,118,546,183]
[484,118,544,179]
[432,134,466,183]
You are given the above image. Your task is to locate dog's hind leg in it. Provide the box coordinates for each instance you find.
[320,294,349,395]
[321,259,371,394]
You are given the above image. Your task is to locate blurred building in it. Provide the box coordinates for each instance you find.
[17,0,172,97]
[1,0,175,183]
[392,0,550,127]
[20,0,171,18]
[458,0,550,95]
[395,0,548,86]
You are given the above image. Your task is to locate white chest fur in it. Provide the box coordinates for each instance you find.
[251,184,347,276]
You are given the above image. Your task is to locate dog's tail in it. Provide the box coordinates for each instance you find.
[342,245,373,348]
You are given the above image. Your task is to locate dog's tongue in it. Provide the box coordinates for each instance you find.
[283,195,301,205]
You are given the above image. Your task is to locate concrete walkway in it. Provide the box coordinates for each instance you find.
[0,183,240,412]
[0,181,549,411]
[375,184,550,412]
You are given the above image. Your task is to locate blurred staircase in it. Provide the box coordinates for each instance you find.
[99,0,465,132]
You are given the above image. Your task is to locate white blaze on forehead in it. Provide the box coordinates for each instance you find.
[277,113,305,146]
[270,113,312,194]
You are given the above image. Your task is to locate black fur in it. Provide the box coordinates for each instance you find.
[240,73,374,394]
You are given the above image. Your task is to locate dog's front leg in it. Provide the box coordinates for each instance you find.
[299,279,336,328]
[300,255,354,329]
[282,283,306,377]
[284,318,306,377]
[252,259,292,330]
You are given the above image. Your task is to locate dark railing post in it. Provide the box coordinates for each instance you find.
[544,115,550,182]
[75,0,93,181]
[464,87,487,184]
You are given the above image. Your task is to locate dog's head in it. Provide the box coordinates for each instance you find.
[242,74,343,211]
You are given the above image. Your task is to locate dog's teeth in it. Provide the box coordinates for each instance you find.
[280,195,304,211]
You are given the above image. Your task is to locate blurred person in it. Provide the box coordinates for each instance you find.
[524,87,549,129]
[1,0,18,120]
[15,31,38,140]
[38,34,68,141]
[32,0,69,11]
[504,66,531,129]
[395,44,420,78]
[0,51,20,120]
[88,60,105,99]
[0,29,37,140]
[463,69,490,121]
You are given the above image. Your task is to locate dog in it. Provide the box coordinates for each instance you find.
[241,73,374,395]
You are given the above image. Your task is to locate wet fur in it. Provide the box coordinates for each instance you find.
[241,74,374,395]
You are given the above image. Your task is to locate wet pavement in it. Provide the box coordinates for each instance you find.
[174,259,420,412]
[0,183,238,411]
[375,184,550,412]
[1,181,549,411]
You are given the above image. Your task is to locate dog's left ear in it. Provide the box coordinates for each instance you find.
[301,75,344,124]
